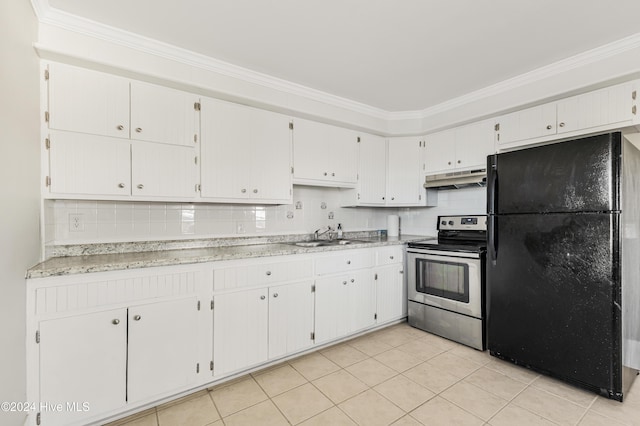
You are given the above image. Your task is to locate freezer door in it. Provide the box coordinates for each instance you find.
[491,132,621,214]
[487,212,622,396]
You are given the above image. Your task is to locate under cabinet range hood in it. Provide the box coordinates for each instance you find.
[424,168,487,190]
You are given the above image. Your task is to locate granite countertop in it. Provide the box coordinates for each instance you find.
[27,234,430,279]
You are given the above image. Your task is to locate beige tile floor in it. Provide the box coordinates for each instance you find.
[107,322,640,426]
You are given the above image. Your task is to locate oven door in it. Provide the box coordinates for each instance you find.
[407,248,482,318]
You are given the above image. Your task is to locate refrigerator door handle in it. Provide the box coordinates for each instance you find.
[487,154,498,215]
[488,215,497,264]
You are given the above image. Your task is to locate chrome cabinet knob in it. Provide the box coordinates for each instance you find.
[266,271,271,276]
[253,189,258,193]
[457,160,461,164]
[390,256,394,260]
[346,260,351,264]
[400,270,404,274]
[391,197,395,200]
[350,279,355,283]
[135,127,142,133]
[324,172,328,176]
[382,196,385,200]
[331,172,335,176]
[260,295,266,300]
[343,281,347,285]
[273,293,279,298]
[112,319,120,325]
[448,161,451,165]
[137,184,144,189]
[241,188,246,193]
[546,124,552,130]
[117,125,124,130]
[118,183,125,188]
[559,122,565,127]
[133,315,141,321]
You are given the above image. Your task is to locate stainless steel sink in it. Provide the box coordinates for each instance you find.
[289,239,369,247]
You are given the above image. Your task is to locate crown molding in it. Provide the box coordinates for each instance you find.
[31,1,640,127]
[417,32,640,119]
[30,0,392,120]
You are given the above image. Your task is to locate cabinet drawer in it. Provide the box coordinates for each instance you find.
[315,250,374,275]
[213,258,313,291]
[376,246,403,266]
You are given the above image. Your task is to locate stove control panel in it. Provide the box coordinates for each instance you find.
[437,215,486,231]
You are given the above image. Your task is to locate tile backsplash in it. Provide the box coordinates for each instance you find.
[398,186,487,236]
[45,186,394,246]
[44,186,487,248]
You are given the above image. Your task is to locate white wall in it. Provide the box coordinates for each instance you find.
[45,187,394,245]
[0,1,40,425]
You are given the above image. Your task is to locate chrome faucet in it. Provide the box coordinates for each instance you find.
[314,225,334,240]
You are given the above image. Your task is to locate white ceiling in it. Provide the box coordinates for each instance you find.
[45,0,640,112]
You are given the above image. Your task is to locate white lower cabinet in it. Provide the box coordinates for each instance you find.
[27,266,208,426]
[375,264,405,323]
[213,280,315,377]
[213,288,269,376]
[127,298,199,402]
[374,246,406,324]
[39,309,127,426]
[314,270,376,345]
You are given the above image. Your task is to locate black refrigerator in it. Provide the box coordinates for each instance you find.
[486,132,640,401]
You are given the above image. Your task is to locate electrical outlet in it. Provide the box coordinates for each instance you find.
[328,211,334,220]
[236,223,245,234]
[295,201,303,209]
[69,213,85,232]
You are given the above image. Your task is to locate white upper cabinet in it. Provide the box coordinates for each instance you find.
[386,137,432,206]
[47,63,130,139]
[292,118,358,187]
[131,142,198,199]
[425,119,494,174]
[497,81,639,148]
[45,62,200,201]
[48,131,131,197]
[200,98,292,204]
[47,63,200,146]
[130,82,199,147]
[351,133,387,205]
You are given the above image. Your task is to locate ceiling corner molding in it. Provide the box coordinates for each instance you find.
[32,0,391,120]
[419,32,640,119]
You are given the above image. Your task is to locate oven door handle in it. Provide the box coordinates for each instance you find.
[488,215,498,264]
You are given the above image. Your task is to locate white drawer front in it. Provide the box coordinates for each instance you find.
[213,258,313,291]
[376,246,403,266]
[315,250,374,275]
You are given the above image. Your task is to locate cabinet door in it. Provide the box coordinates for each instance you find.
[330,127,359,184]
[348,269,377,333]
[497,103,556,145]
[131,142,198,199]
[314,275,350,344]
[48,131,131,197]
[268,281,315,359]
[292,118,328,181]
[357,133,387,204]
[130,82,199,147]
[248,107,292,202]
[200,98,292,203]
[386,137,424,205]
[213,288,269,376]
[39,308,127,425]
[48,63,130,139]
[375,264,405,324]
[200,98,251,200]
[455,119,495,170]
[128,298,199,402]
[293,118,358,185]
[425,129,455,174]
[557,83,635,135]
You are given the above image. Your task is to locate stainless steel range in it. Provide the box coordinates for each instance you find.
[407,215,487,350]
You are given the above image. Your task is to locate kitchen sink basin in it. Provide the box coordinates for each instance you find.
[288,239,369,247]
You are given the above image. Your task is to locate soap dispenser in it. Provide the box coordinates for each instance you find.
[337,223,343,239]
